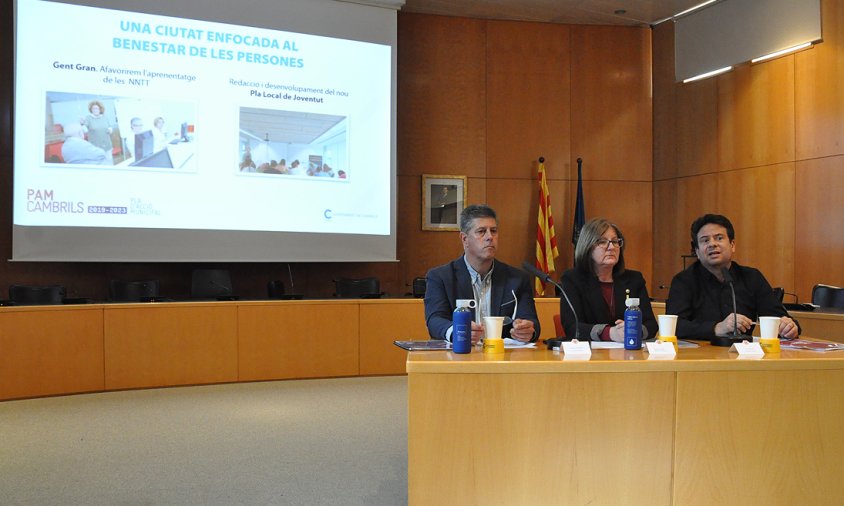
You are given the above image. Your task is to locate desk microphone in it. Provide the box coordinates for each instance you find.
[712,267,742,347]
[521,261,580,347]
[288,263,296,293]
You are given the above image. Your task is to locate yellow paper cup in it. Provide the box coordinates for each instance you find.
[760,338,781,354]
[660,335,678,352]
[483,338,504,354]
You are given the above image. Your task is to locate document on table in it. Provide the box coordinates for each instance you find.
[779,339,844,352]
[589,340,700,349]
[393,340,450,351]
[504,338,536,348]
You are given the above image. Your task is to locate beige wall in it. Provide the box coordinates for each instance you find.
[652,0,844,303]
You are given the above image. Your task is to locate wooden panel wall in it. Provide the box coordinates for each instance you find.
[238,302,359,381]
[652,0,844,302]
[399,14,653,291]
[104,304,239,390]
[0,307,104,399]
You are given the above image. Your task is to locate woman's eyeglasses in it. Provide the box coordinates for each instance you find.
[595,238,623,249]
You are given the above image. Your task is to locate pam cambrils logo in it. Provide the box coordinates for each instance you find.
[27,188,84,213]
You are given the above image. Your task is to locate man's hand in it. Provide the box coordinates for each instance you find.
[470,322,484,345]
[509,319,535,342]
[715,313,753,336]
[778,317,799,340]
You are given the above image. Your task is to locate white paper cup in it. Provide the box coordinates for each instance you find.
[482,316,505,341]
[759,316,781,340]
[657,314,678,337]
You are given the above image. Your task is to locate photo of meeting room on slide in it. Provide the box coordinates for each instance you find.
[237,107,348,180]
[43,91,197,170]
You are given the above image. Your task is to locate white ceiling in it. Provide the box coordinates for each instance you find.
[240,107,345,145]
[400,0,708,26]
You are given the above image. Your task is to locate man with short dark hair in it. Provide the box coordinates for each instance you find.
[61,122,111,165]
[666,213,799,339]
[424,204,540,344]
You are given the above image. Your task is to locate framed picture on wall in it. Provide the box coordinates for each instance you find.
[422,174,467,231]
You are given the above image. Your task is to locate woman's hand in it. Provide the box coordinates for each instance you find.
[608,320,625,342]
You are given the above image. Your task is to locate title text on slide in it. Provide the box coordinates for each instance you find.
[115,21,304,68]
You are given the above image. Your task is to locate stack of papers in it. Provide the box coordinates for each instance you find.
[779,339,844,352]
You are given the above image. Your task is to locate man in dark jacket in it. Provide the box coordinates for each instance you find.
[424,204,540,344]
[667,214,799,340]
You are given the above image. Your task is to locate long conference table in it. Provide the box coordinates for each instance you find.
[1,298,843,401]
[407,342,844,505]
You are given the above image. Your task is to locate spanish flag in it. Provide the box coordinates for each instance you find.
[535,159,559,295]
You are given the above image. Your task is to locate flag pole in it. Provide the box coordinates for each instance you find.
[572,157,585,267]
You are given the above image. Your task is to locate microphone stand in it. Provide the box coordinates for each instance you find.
[522,262,580,349]
[711,267,744,347]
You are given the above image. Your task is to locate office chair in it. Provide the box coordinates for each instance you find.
[267,280,286,299]
[812,284,844,309]
[333,277,382,298]
[411,277,426,298]
[109,279,161,302]
[191,269,237,300]
[8,284,66,305]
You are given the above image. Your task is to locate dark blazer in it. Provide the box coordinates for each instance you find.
[560,268,658,341]
[666,261,799,339]
[424,256,540,341]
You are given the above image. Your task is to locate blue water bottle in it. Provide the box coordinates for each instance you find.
[624,297,642,350]
[452,299,475,354]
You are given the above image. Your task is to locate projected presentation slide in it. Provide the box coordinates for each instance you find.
[14,0,391,235]
[237,107,349,180]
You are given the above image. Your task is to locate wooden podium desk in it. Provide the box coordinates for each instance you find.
[407,343,844,505]
[0,299,429,401]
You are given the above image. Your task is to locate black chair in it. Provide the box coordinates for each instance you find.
[109,280,160,302]
[812,284,844,309]
[267,280,285,299]
[191,269,237,300]
[411,277,426,298]
[267,279,304,300]
[8,284,66,305]
[334,277,382,298]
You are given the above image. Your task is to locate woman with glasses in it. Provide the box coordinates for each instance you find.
[559,218,657,342]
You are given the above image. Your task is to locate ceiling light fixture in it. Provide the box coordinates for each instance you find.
[751,42,813,63]
[682,65,732,83]
[674,0,718,19]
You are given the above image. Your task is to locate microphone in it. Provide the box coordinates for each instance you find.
[521,261,580,346]
[712,266,742,347]
[288,263,296,293]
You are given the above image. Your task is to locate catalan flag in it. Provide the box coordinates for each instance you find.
[535,159,559,295]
